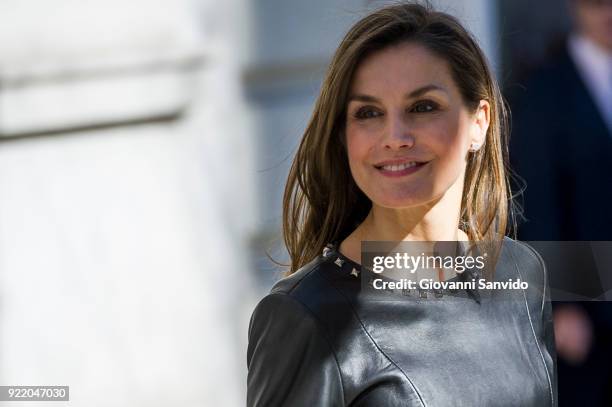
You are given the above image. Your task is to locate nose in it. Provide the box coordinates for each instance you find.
[383,112,415,150]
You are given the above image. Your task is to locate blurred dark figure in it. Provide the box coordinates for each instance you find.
[511,0,612,241]
[510,0,612,405]
[553,302,612,406]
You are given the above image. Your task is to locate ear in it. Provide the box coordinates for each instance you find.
[469,100,490,152]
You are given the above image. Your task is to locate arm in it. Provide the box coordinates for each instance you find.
[521,241,558,406]
[512,240,558,406]
[541,260,558,407]
[247,293,344,407]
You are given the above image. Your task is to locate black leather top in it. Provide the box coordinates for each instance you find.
[247,238,557,406]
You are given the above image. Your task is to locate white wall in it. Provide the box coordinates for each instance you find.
[0,0,254,406]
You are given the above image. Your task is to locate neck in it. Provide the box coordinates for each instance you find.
[357,173,466,243]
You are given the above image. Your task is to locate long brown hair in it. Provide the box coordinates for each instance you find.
[282,2,514,274]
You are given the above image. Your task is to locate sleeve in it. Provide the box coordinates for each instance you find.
[247,293,345,407]
[514,240,558,406]
[541,258,558,407]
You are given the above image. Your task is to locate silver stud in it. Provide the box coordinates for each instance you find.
[350,268,360,278]
[322,246,332,257]
[334,257,345,267]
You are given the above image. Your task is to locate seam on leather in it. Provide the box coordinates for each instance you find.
[509,242,554,406]
[516,241,548,315]
[318,269,427,407]
[267,287,347,405]
[271,257,326,296]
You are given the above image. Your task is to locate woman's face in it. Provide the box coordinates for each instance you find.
[345,41,489,209]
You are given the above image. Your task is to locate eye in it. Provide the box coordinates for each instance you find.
[354,106,383,120]
[410,100,439,113]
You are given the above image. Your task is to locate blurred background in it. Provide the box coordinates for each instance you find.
[0,0,609,406]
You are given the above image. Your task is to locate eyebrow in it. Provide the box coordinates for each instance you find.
[347,84,447,103]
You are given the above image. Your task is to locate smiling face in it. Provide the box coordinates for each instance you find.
[345,41,489,209]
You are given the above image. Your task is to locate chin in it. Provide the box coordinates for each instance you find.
[370,192,430,209]
[367,184,448,209]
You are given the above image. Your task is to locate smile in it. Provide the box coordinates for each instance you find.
[374,161,428,177]
[380,162,419,171]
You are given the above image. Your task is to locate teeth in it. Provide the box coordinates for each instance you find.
[381,162,418,171]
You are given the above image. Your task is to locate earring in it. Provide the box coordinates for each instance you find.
[469,142,481,152]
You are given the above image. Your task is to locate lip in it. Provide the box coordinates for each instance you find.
[373,159,429,178]
[374,158,424,167]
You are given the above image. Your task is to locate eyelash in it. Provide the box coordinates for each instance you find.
[353,100,440,120]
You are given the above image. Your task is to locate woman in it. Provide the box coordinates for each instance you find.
[247,3,556,406]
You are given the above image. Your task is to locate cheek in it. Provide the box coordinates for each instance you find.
[427,115,471,179]
[346,128,373,172]
[430,114,465,146]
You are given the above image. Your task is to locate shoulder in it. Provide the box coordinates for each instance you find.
[247,255,349,406]
[499,236,549,310]
[501,237,544,264]
[247,256,337,356]
[247,290,332,365]
[500,237,546,281]
[268,255,328,296]
[262,253,357,319]
[248,253,355,345]
[246,255,339,356]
